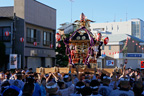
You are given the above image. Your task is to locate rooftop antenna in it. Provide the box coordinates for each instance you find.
[114,14,116,22]
[70,0,74,23]
[126,11,128,21]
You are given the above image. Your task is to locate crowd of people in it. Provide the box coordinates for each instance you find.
[0,65,144,96]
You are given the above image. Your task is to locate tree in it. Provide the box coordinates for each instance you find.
[55,34,70,67]
[0,42,6,68]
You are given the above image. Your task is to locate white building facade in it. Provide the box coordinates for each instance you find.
[90,19,144,40]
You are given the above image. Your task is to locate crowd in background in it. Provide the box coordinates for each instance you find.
[0,65,144,96]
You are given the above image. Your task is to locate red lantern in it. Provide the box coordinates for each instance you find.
[117,51,119,53]
[103,52,105,55]
[58,44,61,48]
[136,43,138,45]
[132,40,134,43]
[96,33,102,41]
[20,37,24,42]
[115,52,116,54]
[139,46,141,48]
[104,37,109,45]
[50,44,53,48]
[5,31,10,36]
[142,48,144,50]
[56,33,61,41]
[33,42,37,46]
[109,53,111,55]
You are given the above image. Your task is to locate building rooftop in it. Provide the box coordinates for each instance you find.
[103,34,144,43]
[58,23,74,30]
[0,6,14,18]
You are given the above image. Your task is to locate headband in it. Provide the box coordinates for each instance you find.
[120,78,130,81]
[63,75,69,78]
[46,83,58,89]
[45,74,49,77]
[103,76,111,80]
[90,86,98,89]
[75,85,85,89]
[2,86,9,89]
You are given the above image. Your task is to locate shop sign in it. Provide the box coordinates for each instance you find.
[106,60,114,66]
[126,54,142,57]
[141,61,144,69]
[9,54,17,69]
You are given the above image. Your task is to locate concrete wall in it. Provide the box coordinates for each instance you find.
[24,0,56,30]
[140,20,144,40]
[90,21,132,35]
[14,0,25,19]
[90,19,144,41]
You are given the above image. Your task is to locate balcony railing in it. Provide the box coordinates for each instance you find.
[43,40,53,46]
[26,37,37,43]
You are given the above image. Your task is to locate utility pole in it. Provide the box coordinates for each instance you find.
[70,0,74,23]
[126,11,128,21]
[12,13,16,54]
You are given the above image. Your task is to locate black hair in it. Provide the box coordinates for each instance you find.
[75,81,85,94]
[81,87,92,96]
[63,74,69,82]
[26,76,35,84]
[133,81,143,96]
[16,72,22,80]
[22,83,34,96]
[57,81,65,89]
[90,80,100,91]
[29,68,33,70]
[1,81,10,93]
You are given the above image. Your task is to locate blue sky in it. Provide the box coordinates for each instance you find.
[0,0,144,30]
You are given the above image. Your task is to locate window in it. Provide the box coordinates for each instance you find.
[27,28,37,43]
[106,26,108,31]
[102,45,104,50]
[117,25,119,31]
[109,45,111,50]
[43,31,53,46]
[132,21,140,38]
[0,27,11,42]
[134,45,137,52]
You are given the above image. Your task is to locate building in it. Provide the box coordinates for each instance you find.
[0,0,56,71]
[97,34,144,69]
[90,19,144,40]
[58,23,76,35]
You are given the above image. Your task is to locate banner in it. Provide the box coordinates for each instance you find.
[141,61,144,69]
[106,60,114,66]
[9,54,17,69]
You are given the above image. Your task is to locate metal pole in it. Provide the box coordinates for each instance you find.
[12,13,16,54]
[70,0,73,23]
